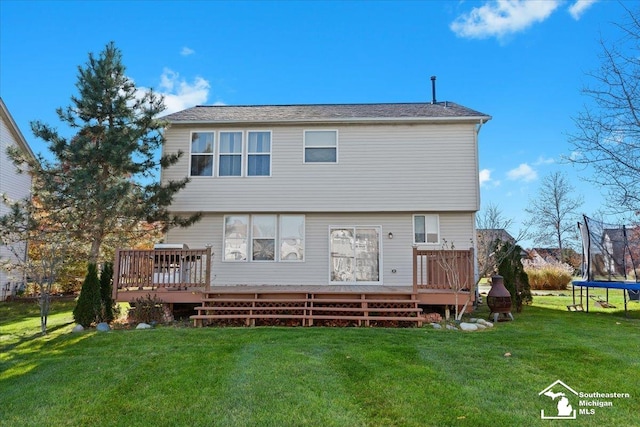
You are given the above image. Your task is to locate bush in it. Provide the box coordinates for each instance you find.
[128,294,165,324]
[495,241,532,312]
[525,264,573,290]
[73,263,102,327]
[99,262,115,323]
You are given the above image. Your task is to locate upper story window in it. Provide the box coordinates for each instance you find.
[218,132,243,177]
[190,130,272,177]
[414,214,440,244]
[248,131,271,176]
[190,132,214,176]
[304,130,337,163]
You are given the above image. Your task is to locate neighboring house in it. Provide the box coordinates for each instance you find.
[477,229,516,246]
[0,98,36,300]
[113,101,491,323]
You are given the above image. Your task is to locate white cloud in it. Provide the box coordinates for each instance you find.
[568,0,598,20]
[533,155,555,166]
[480,168,502,188]
[181,46,195,56]
[479,168,492,187]
[507,163,538,182]
[450,0,561,40]
[157,68,210,115]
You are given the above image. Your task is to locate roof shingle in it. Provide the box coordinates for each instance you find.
[163,102,491,124]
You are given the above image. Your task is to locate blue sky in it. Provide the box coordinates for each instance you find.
[0,0,632,246]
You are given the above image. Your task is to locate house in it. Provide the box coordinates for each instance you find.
[0,98,36,301]
[114,100,491,325]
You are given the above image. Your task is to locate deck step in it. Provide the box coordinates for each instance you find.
[192,290,423,327]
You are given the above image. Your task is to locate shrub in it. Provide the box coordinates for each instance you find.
[525,263,573,290]
[99,262,115,323]
[495,241,532,312]
[73,263,102,327]
[129,294,165,324]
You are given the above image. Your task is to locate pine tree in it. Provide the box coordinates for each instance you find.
[495,241,532,312]
[73,263,102,327]
[25,41,199,265]
[99,262,115,323]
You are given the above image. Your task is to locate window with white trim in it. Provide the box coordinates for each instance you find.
[218,131,243,176]
[252,215,276,261]
[224,215,249,261]
[304,130,337,163]
[223,215,305,262]
[247,131,271,176]
[280,215,305,261]
[190,132,214,176]
[413,214,439,244]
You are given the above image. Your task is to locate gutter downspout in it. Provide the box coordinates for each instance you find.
[473,118,487,306]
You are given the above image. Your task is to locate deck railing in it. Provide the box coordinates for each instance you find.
[113,248,212,295]
[413,248,475,293]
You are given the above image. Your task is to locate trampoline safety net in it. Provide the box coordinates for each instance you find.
[578,215,640,283]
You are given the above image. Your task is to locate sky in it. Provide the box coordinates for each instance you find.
[0,0,634,247]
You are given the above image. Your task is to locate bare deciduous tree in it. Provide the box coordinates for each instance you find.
[567,5,640,217]
[0,198,70,335]
[525,172,583,260]
[476,202,529,279]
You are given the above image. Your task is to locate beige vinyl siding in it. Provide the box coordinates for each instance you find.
[163,123,479,213]
[0,114,32,297]
[166,211,475,287]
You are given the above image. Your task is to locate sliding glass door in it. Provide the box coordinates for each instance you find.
[330,226,380,283]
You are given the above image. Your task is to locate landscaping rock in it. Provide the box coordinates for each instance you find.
[476,319,494,327]
[71,324,84,333]
[475,323,487,330]
[96,322,111,332]
[136,322,152,330]
[446,324,458,330]
[431,323,442,329]
[459,322,479,331]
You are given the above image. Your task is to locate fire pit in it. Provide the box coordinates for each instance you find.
[487,275,514,322]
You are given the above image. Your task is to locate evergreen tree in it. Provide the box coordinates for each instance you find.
[99,262,115,323]
[73,263,102,327]
[495,241,532,312]
[23,41,199,265]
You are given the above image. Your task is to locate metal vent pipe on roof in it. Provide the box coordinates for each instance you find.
[431,76,437,104]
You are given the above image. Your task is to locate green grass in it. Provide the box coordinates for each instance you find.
[1,294,639,427]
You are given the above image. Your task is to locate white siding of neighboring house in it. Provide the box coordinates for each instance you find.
[0,102,34,300]
[166,212,475,287]
[162,122,480,213]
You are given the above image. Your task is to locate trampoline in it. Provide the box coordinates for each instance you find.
[572,215,640,315]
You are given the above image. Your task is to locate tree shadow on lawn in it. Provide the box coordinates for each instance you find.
[0,320,75,354]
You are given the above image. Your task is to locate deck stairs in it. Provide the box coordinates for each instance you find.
[191,289,424,327]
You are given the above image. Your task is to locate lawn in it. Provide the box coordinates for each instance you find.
[1,292,639,427]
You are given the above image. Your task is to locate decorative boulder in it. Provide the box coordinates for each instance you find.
[136,323,152,330]
[96,322,111,332]
[431,323,442,329]
[478,319,494,328]
[71,324,84,333]
[459,322,479,331]
[446,324,458,330]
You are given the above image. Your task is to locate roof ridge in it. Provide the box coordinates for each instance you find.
[193,101,458,108]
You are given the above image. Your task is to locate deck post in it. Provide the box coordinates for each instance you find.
[412,246,418,294]
[112,250,121,301]
[205,246,213,290]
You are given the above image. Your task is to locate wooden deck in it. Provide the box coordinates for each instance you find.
[113,248,476,326]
